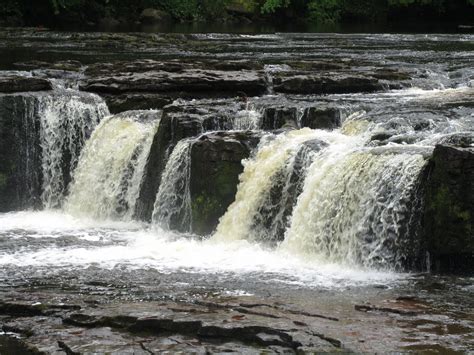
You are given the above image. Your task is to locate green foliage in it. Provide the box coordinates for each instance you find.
[261,0,291,13]
[0,0,21,16]
[2,0,474,25]
[308,0,342,23]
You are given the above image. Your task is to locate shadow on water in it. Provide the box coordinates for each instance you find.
[52,19,474,34]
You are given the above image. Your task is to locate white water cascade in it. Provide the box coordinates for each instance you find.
[281,146,427,268]
[151,139,193,231]
[38,91,109,208]
[213,128,347,242]
[233,108,261,130]
[65,111,160,220]
[213,122,429,268]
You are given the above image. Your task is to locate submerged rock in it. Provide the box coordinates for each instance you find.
[423,143,474,274]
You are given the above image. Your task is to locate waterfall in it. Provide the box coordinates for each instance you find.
[0,91,108,210]
[38,91,109,208]
[65,111,160,220]
[281,146,428,268]
[151,139,193,232]
[233,108,261,130]
[213,128,335,242]
[212,120,429,269]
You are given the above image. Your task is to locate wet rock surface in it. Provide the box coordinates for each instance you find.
[0,28,473,354]
[0,75,52,93]
[0,267,472,353]
[190,131,261,235]
[423,143,474,274]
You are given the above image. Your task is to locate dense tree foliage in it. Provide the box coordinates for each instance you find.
[1,0,473,27]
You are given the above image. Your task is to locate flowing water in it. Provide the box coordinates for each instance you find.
[152,139,193,232]
[65,111,160,220]
[38,91,109,208]
[0,31,473,352]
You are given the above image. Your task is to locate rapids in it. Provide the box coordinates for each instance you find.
[0,31,473,353]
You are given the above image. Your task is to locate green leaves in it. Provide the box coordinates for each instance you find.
[260,0,291,13]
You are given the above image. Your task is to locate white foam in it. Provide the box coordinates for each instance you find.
[0,212,402,289]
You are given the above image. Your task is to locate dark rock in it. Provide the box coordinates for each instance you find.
[273,73,382,95]
[134,109,204,221]
[422,144,474,274]
[57,341,80,355]
[262,106,298,130]
[198,325,301,349]
[300,106,341,130]
[104,93,173,114]
[0,94,42,211]
[80,68,267,98]
[0,76,52,93]
[14,60,83,72]
[372,69,411,81]
[0,302,81,317]
[0,336,46,355]
[190,131,261,235]
[130,317,202,334]
[84,60,189,77]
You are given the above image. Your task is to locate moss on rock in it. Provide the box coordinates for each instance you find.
[423,144,474,274]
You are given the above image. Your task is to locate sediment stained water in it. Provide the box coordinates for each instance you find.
[39,92,109,208]
[152,139,193,232]
[65,112,159,220]
[0,32,473,352]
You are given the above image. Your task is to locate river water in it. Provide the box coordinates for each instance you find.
[0,30,473,352]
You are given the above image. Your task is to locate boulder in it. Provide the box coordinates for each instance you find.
[0,76,52,93]
[190,131,260,235]
[422,144,474,274]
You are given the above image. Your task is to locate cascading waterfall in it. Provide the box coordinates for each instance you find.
[151,139,193,232]
[212,119,429,269]
[0,91,108,210]
[39,91,109,208]
[65,111,160,220]
[280,146,428,268]
[213,128,336,242]
[232,107,261,130]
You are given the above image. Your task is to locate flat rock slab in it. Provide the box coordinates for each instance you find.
[80,69,267,96]
[0,76,52,92]
[0,299,340,353]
